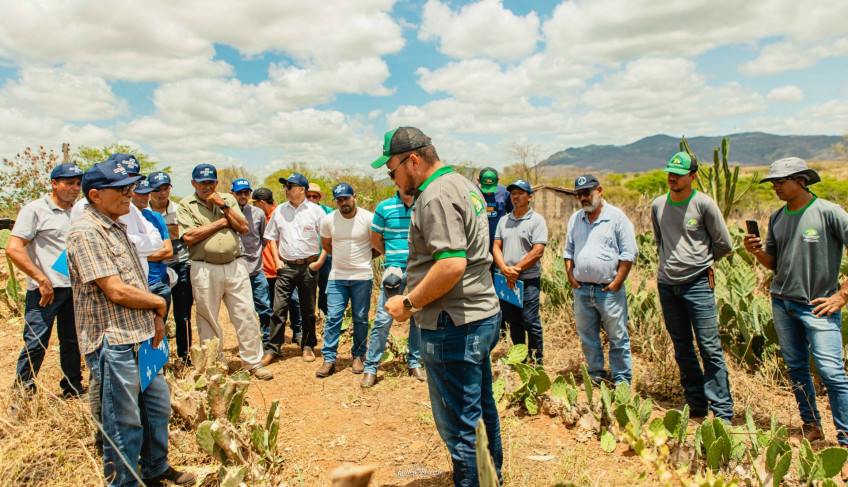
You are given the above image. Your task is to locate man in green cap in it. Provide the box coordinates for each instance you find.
[478,167,513,271]
[372,126,503,486]
[651,152,734,423]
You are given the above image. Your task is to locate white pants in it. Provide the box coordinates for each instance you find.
[191,259,264,368]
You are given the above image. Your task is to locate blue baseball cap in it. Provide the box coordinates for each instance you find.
[231,178,251,192]
[133,179,157,194]
[192,164,218,182]
[148,171,171,188]
[506,179,533,194]
[279,172,308,188]
[50,162,84,180]
[573,175,600,192]
[332,183,355,199]
[106,153,142,176]
[81,160,144,195]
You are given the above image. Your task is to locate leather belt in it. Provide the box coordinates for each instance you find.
[283,255,318,265]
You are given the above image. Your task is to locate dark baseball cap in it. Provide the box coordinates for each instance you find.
[371,126,432,168]
[148,171,171,188]
[574,175,600,192]
[279,172,308,188]
[332,182,355,199]
[192,163,218,182]
[252,188,274,203]
[50,162,83,180]
[506,179,532,194]
[107,153,142,176]
[82,159,144,195]
[479,167,498,193]
[133,179,157,194]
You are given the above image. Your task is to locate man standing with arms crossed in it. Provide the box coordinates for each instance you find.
[361,188,425,388]
[8,162,85,400]
[377,127,502,486]
[177,164,271,380]
[563,175,638,385]
[652,152,734,422]
[744,158,848,455]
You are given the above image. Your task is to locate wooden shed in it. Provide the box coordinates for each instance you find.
[530,184,580,231]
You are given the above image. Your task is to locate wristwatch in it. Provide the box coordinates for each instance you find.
[403,295,422,313]
[219,202,230,210]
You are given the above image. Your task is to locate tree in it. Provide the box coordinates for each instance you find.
[0,146,61,217]
[263,162,330,205]
[504,141,542,185]
[75,144,164,173]
[832,131,848,161]
[217,166,260,194]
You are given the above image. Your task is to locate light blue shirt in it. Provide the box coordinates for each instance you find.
[562,202,638,285]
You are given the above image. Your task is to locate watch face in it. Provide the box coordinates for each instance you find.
[403,297,413,310]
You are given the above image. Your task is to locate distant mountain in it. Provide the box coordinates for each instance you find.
[541,132,844,173]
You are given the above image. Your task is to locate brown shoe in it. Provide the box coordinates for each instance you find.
[302,346,316,362]
[409,367,426,382]
[360,372,377,389]
[352,357,365,374]
[143,466,196,486]
[261,353,277,367]
[791,422,824,446]
[250,366,273,381]
[316,361,335,378]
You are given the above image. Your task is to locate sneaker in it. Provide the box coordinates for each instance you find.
[143,466,196,486]
[250,366,273,381]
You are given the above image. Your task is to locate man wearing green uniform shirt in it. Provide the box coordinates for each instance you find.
[374,126,502,487]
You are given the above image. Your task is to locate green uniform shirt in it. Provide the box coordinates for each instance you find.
[177,192,244,264]
[407,166,499,330]
[765,197,848,304]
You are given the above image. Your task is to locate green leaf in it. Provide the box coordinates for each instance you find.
[0,229,10,250]
[525,395,538,415]
[707,437,725,471]
[196,421,216,454]
[772,451,791,487]
[817,447,848,478]
[550,376,568,400]
[614,381,631,406]
[381,350,395,362]
[503,344,529,365]
[745,407,760,453]
[566,386,578,409]
[663,409,683,437]
[702,420,716,453]
[535,368,552,395]
[639,398,652,424]
[678,405,689,443]
[514,362,536,384]
[266,400,279,431]
[625,405,642,431]
[600,427,616,453]
[694,426,703,457]
[614,404,629,429]
[766,438,789,472]
[492,377,506,402]
[581,364,594,402]
[649,417,665,434]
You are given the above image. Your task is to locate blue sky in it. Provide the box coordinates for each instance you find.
[0,0,846,195]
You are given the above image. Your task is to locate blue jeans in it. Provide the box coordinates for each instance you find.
[86,349,103,452]
[250,273,273,345]
[148,277,171,317]
[100,338,171,486]
[772,297,848,445]
[420,311,503,487]
[363,272,422,374]
[573,283,632,384]
[501,277,544,363]
[322,279,372,363]
[168,262,193,360]
[658,275,734,420]
[14,287,83,396]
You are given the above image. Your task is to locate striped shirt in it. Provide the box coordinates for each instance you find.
[372,193,412,268]
[67,205,155,355]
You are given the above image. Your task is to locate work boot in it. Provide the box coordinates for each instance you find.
[316,362,335,378]
[360,373,377,389]
[250,366,273,381]
[409,367,426,382]
[302,346,316,362]
[143,466,196,486]
[791,421,824,446]
[351,357,365,374]
[260,353,277,367]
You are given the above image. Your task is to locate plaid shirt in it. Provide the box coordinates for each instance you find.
[67,204,154,355]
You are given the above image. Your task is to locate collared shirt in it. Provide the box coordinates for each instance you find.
[563,202,638,285]
[264,200,327,260]
[372,193,412,268]
[407,166,500,330]
[177,192,244,265]
[67,205,155,355]
[240,203,267,276]
[149,200,188,265]
[320,208,374,280]
[11,194,72,290]
[495,208,548,280]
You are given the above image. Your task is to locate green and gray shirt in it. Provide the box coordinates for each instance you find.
[651,190,733,285]
[407,166,500,330]
[765,197,848,305]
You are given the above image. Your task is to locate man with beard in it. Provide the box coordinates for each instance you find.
[651,153,734,422]
[177,164,272,380]
[563,175,637,385]
[315,183,376,378]
[8,162,85,401]
[376,127,502,486]
[492,179,548,364]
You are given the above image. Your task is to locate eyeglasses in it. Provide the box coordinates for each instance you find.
[118,183,138,196]
[387,154,411,180]
[574,189,593,198]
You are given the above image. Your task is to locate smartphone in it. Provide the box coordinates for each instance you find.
[746,220,762,249]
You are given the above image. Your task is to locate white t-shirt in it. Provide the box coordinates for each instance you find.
[320,208,374,281]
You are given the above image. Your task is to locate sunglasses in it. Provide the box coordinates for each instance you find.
[235,189,252,196]
[387,154,411,180]
[306,194,321,200]
[574,189,594,198]
[285,183,301,190]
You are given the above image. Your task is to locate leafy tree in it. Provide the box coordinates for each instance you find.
[322,168,394,212]
[0,146,61,217]
[624,170,668,197]
[75,144,165,173]
[217,166,260,194]
[263,162,331,206]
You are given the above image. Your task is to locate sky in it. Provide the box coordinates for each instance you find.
[1,0,847,195]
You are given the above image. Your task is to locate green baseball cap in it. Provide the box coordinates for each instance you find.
[371,126,432,168]
[663,152,695,175]
[479,167,498,193]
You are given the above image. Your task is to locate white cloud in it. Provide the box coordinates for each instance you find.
[0,107,115,158]
[739,37,848,76]
[746,101,848,135]
[419,0,540,61]
[767,85,804,103]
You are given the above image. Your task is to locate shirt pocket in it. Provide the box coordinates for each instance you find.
[109,242,139,282]
[597,236,618,261]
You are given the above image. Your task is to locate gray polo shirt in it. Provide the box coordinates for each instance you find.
[11,194,72,290]
[765,197,848,305]
[407,166,500,330]
[240,203,267,277]
[651,190,733,285]
[494,208,548,280]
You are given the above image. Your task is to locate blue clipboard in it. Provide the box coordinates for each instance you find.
[494,273,524,308]
[52,249,69,277]
[138,337,169,392]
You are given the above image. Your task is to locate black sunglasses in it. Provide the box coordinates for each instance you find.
[387,154,411,180]
[574,189,594,198]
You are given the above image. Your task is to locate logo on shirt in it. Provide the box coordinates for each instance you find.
[469,191,484,216]
[802,228,820,243]
[685,218,699,230]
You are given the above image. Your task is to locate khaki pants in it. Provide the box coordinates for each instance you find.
[191,259,264,368]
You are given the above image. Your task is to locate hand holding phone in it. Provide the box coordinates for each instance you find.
[745,220,763,250]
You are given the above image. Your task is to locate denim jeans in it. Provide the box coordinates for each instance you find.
[266,277,303,342]
[168,262,193,360]
[322,279,372,363]
[573,283,632,385]
[100,338,171,486]
[363,272,422,374]
[419,311,503,487]
[318,255,332,317]
[15,287,83,396]
[501,277,544,363]
[86,349,103,453]
[268,263,317,354]
[148,277,171,317]
[658,275,734,420]
[250,273,273,345]
[772,297,848,445]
